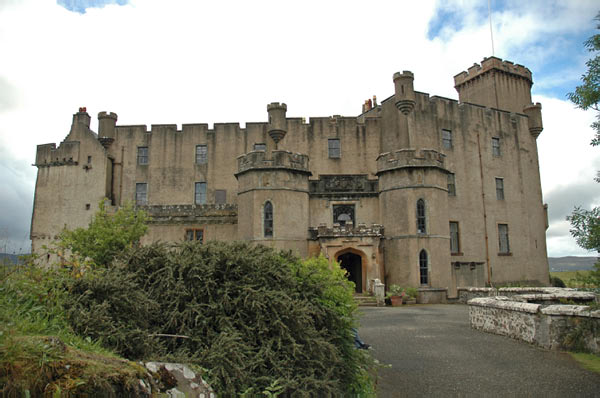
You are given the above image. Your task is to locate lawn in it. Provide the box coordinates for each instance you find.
[550,270,592,287]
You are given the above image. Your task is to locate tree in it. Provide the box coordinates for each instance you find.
[566,13,600,288]
[567,12,600,147]
[58,200,148,267]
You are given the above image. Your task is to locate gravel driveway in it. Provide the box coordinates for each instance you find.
[358,304,600,397]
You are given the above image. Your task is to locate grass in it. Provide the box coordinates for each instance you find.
[570,353,600,374]
[0,266,152,396]
[550,271,592,287]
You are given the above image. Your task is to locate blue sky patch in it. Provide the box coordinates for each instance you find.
[57,0,128,14]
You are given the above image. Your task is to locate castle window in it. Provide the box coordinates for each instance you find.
[254,143,266,151]
[333,204,355,227]
[495,178,504,200]
[196,145,207,164]
[442,129,452,149]
[137,147,148,165]
[185,229,204,242]
[419,250,428,285]
[136,183,147,205]
[492,137,501,157]
[264,201,273,237]
[328,139,341,158]
[87,156,92,164]
[498,224,510,254]
[215,189,226,204]
[195,182,207,205]
[416,199,426,234]
[450,221,460,254]
[447,173,456,196]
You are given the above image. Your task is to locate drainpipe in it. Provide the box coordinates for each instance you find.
[477,132,492,286]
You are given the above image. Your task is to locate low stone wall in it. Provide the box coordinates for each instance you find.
[418,287,447,304]
[468,297,600,353]
[458,287,597,305]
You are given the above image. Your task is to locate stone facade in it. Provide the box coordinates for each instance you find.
[31,56,550,297]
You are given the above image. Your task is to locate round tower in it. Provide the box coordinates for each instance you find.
[267,102,287,148]
[377,149,451,294]
[235,149,311,256]
[393,71,416,114]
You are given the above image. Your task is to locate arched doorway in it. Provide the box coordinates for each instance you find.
[338,252,363,293]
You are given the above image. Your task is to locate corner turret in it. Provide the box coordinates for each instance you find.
[523,103,543,138]
[98,111,118,138]
[267,102,287,148]
[393,71,415,114]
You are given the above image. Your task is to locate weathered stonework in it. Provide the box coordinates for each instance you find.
[31,57,550,296]
[468,296,600,353]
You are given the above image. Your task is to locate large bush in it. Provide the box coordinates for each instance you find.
[63,241,375,396]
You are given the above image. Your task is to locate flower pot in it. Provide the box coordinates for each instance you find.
[390,295,403,307]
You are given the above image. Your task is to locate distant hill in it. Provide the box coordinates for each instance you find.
[549,256,597,272]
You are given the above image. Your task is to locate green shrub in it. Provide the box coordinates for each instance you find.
[550,275,567,288]
[62,241,376,396]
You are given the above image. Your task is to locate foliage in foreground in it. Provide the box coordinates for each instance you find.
[57,200,148,267]
[0,266,150,396]
[62,241,375,396]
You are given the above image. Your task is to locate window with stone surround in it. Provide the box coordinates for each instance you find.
[492,137,501,157]
[137,147,148,165]
[136,183,147,205]
[417,199,426,234]
[328,139,341,158]
[185,229,204,242]
[450,221,460,254]
[495,177,505,200]
[442,129,452,149]
[195,182,207,205]
[419,250,429,285]
[498,224,510,254]
[447,173,456,196]
[333,204,355,227]
[264,201,273,237]
[196,145,207,164]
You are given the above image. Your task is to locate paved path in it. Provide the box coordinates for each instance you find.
[358,305,600,397]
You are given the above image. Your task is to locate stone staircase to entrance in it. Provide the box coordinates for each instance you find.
[354,293,378,307]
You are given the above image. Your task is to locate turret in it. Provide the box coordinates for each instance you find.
[393,71,415,114]
[98,111,118,138]
[267,102,287,148]
[523,103,543,138]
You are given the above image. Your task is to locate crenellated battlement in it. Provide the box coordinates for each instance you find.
[98,111,117,120]
[376,148,445,174]
[454,56,532,87]
[236,149,310,175]
[137,204,238,225]
[34,141,80,167]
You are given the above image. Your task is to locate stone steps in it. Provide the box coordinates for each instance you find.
[354,294,378,307]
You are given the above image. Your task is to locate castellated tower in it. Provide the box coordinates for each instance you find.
[235,103,311,256]
[454,56,536,115]
[378,71,452,295]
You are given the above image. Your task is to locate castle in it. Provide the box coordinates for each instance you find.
[31,56,550,300]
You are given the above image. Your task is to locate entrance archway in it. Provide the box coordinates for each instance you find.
[337,252,363,293]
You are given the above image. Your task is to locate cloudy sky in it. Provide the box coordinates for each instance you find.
[1,0,599,257]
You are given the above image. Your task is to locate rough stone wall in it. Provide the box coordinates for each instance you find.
[468,297,600,354]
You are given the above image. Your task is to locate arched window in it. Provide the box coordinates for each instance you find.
[419,250,428,285]
[416,199,426,234]
[264,201,273,238]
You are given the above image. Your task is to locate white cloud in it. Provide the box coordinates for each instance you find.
[1,0,598,256]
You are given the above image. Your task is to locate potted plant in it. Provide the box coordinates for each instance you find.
[404,287,418,304]
[387,285,405,307]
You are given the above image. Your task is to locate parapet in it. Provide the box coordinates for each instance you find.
[35,141,80,167]
[376,149,446,175]
[98,111,118,121]
[267,102,287,112]
[308,223,384,239]
[236,149,311,176]
[454,56,532,87]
